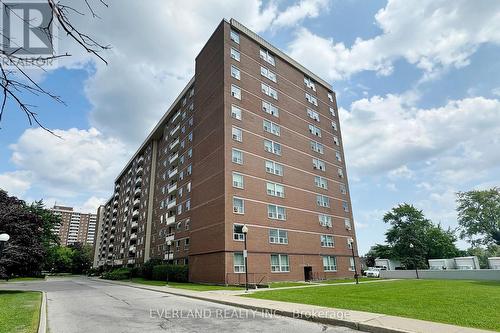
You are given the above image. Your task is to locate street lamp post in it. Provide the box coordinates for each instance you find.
[409,243,419,279]
[242,224,249,293]
[0,233,10,255]
[348,237,359,284]
[166,240,172,285]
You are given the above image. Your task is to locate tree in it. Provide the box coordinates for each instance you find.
[69,243,93,274]
[467,245,500,269]
[380,204,461,268]
[457,188,500,247]
[0,0,109,134]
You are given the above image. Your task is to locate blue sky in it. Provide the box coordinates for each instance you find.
[1,0,500,254]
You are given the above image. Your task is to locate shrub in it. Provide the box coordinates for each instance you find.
[142,259,163,279]
[102,267,132,280]
[152,264,188,282]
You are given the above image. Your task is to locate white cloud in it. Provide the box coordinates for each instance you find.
[271,0,329,29]
[8,127,128,197]
[388,165,414,180]
[341,95,500,184]
[0,171,32,197]
[287,0,500,80]
[76,196,107,214]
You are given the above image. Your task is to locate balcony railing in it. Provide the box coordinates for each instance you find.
[131,221,138,229]
[171,111,181,124]
[134,188,141,197]
[168,168,178,179]
[136,166,143,175]
[167,199,176,210]
[165,233,175,242]
[170,124,180,137]
[167,183,177,194]
[130,233,137,241]
[133,199,140,207]
[137,156,144,165]
[166,216,176,225]
[169,138,180,150]
[168,152,179,164]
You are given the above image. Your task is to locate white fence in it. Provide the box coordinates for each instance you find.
[380,269,500,281]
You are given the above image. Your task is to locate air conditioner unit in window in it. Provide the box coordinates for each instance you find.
[233,207,240,213]
[232,134,238,140]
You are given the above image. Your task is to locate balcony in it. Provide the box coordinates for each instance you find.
[114,192,119,198]
[115,183,120,190]
[127,259,136,264]
[134,188,141,197]
[167,199,176,210]
[167,183,177,194]
[131,221,138,229]
[111,225,116,232]
[168,152,179,164]
[168,168,178,179]
[136,166,143,175]
[135,177,142,187]
[133,199,140,208]
[130,233,137,241]
[165,233,175,242]
[121,238,125,244]
[137,156,144,165]
[169,138,180,150]
[170,124,180,137]
[125,187,130,193]
[108,244,114,249]
[112,209,118,215]
[164,252,174,260]
[171,111,181,124]
[120,248,124,254]
[132,209,139,219]
[166,216,176,226]
[113,200,118,207]
[129,245,136,253]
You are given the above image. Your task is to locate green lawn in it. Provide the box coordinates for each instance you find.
[0,291,41,333]
[317,277,377,284]
[245,279,500,331]
[130,278,243,291]
[269,282,311,288]
[0,277,45,283]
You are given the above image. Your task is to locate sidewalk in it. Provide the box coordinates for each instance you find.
[94,278,492,333]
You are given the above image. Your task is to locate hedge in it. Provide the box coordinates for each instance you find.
[102,267,132,280]
[152,265,188,282]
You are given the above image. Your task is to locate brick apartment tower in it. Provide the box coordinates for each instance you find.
[94,19,359,284]
[51,205,97,246]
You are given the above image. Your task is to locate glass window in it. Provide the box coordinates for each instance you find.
[230,30,240,44]
[305,92,318,106]
[344,218,352,230]
[234,252,245,272]
[304,77,316,91]
[232,126,242,142]
[330,107,336,117]
[338,168,344,178]
[265,160,283,176]
[333,136,339,146]
[310,141,324,154]
[233,225,244,241]
[319,215,332,227]
[321,235,334,247]
[314,176,328,189]
[263,119,280,136]
[343,201,349,212]
[231,105,242,120]
[261,83,278,100]
[231,85,241,100]
[262,100,279,117]
[328,93,333,102]
[308,124,322,137]
[316,195,330,208]
[230,47,240,61]
[261,66,277,82]
[260,48,275,66]
[323,256,337,271]
[340,183,347,194]
[232,149,243,164]
[332,121,338,131]
[307,109,320,122]
[313,158,326,171]
[232,172,244,189]
[269,229,288,244]
[266,182,285,198]
[268,204,286,220]
[271,254,289,272]
[349,257,355,271]
[264,140,281,156]
[233,197,244,214]
[231,65,240,80]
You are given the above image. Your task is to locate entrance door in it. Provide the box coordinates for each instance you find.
[304,266,313,281]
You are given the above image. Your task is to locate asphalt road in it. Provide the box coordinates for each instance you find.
[0,276,362,333]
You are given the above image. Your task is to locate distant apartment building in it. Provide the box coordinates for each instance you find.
[93,19,359,284]
[51,205,97,246]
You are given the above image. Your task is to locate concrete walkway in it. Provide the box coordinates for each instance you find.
[94,278,492,333]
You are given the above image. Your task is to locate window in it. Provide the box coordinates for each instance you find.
[185,200,190,211]
[304,76,316,91]
[269,229,288,244]
[314,176,328,189]
[321,235,334,247]
[177,204,182,215]
[262,101,279,117]
[187,182,191,192]
[232,149,243,164]
[328,93,333,102]
[231,65,241,80]
[310,141,324,154]
[349,257,355,271]
[261,83,278,100]
[319,214,332,227]
[232,127,242,142]
[305,92,318,106]
[344,219,352,230]
[308,124,322,137]
[189,117,194,126]
[313,158,326,171]
[332,121,338,131]
[231,85,241,100]
[307,109,320,122]
[333,136,339,146]
[234,252,245,273]
[265,160,283,176]
[263,119,280,136]
[232,172,244,189]
[271,254,289,272]
[323,256,337,271]
[231,105,242,120]
[187,165,192,175]
[268,204,286,220]
[188,132,193,142]
[261,66,277,82]
[343,201,349,212]
[347,238,353,249]
[230,29,240,44]
[338,168,344,178]
[266,182,285,198]
[330,107,336,117]
[264,140,281,155]
[335,151,342,162]
[230,47,240,61]
[340,183,347,194]
[188,148,192,158]
[233,224,244,241]
[233,197,244,214]
[260,48,275,66]
[317,195,330,208]
[185,218,190,230]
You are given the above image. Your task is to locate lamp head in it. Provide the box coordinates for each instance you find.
[0,233,10,242]
[166,240,172,246]
[242,224,248,234]
[409,243,414,248]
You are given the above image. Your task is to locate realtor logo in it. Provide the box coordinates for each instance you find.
[1,0,57,65]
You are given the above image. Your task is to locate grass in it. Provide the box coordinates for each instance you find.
[269,282,311,288]
[317,277,377,284]
[130,278,243,291]
[245,279,500,331]
[0,277,45,283]
[0,291,41,333]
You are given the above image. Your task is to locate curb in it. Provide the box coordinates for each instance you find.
[38,291,47,333]
[92,278,408,333]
